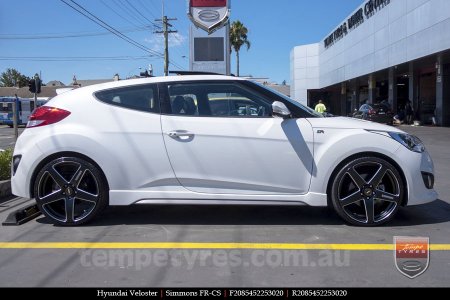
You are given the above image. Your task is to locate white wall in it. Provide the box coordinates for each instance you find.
[290,43,320,105]
[291,0,450,103]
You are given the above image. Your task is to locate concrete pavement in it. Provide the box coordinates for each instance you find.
[0,124,449,287]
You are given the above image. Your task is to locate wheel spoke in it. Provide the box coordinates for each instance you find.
[368,164,388,187]
[374,190,400,203]
[363,197,375,223]
[70,165,88,187]
[47,167,68,189]
[335,158,403,226]
[76,189,98,204]
[65,197,75,223]
[40,190,65,206]
[36,157,106,225]
[340,190,363,207]
[346,167,366,188]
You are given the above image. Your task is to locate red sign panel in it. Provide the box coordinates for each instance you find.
[396,240,428,259]
[191,0,227,8]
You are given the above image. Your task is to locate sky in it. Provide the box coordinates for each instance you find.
[0,0,363,85]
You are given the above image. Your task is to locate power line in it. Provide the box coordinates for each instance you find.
[146,0,161,13]
[100,0,144,28]
[164,23,187,71]
[111,0,146,26]
[124,0,161,29]
[63,0,158,54]
[167,33,188,69]
[0,56,154,62]
[111,0,157,28]
[136,0,160,21]
[60,0,163,58]
[169,60,186,71]
[0,25,153,40]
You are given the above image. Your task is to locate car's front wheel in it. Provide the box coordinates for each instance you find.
[330,156,404,226]
[34,157,108,226]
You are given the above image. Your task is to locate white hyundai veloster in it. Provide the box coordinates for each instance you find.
[11,75,437,226]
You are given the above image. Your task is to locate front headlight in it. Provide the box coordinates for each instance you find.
[388,132,425,153]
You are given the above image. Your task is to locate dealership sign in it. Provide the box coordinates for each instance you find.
[188,0,230,34]
[324,0,390,49]
[394,236,430,278]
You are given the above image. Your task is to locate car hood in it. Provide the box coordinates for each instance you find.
[306,116,403,133]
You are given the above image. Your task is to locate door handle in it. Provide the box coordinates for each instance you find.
[166,131,195,138]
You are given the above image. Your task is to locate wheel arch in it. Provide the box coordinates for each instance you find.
[29,151,110,199]
[326,151,408,207]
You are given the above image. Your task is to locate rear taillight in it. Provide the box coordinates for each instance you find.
[26,106,71,128]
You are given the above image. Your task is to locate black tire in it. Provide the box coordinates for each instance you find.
[330,156,404,226]
[34,157,108,226]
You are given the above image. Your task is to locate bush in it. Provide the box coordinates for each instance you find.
[0,148,13,181]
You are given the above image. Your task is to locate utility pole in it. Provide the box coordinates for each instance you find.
[155,16,177,76]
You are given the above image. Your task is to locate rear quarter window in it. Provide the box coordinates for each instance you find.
[94,84,159,113]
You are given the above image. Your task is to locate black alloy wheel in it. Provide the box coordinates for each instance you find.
[34,157,108,226]
[331,157,404,226]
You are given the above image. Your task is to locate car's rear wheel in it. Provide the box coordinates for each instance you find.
[330,157,404,226]
[34,157,108,226]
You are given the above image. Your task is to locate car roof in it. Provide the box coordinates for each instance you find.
[78,75,245,92]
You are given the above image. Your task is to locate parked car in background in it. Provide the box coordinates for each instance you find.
[353,103,393,125]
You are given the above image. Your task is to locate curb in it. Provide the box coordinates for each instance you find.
[0,180,12,199]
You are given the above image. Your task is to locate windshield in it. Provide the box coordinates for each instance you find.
[249,81,324,118]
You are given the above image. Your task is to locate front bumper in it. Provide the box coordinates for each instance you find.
[396,145,438,206]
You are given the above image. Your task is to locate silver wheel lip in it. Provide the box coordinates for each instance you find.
[37,159,100,224]
[337,160,401,225]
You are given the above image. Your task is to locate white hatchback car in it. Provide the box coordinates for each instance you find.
[11,75,437,226]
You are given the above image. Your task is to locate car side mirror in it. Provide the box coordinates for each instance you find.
[272,101,291,119]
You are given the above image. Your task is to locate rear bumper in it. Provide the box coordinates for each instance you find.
[11,131,46,199]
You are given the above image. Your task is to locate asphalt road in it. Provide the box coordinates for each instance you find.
[0,125,24,149]
[0,124,449,287]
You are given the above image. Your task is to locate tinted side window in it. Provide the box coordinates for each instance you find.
[169,94,199,116]
[95,85,159,113]
[167,82,272,117]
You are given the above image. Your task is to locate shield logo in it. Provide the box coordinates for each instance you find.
[188,0,230,34]
[394,236,430,278]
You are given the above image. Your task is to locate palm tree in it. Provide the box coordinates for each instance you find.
[230,20,250,77]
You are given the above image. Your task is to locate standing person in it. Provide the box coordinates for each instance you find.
[315,100,327,114]
[405,100,413,125]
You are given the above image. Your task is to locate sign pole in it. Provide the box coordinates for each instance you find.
[34,74,39,104]
[13,94,19,142]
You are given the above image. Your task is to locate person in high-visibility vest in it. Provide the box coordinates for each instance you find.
[315,100,327,114]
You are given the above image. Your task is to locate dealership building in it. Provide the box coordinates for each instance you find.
[290,0,450,126]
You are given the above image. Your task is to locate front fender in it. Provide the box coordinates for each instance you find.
[309,128,402,194]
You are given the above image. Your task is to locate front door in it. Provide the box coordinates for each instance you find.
[160,81,314,195]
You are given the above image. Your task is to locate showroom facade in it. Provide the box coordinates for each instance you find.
[290,0,450,126]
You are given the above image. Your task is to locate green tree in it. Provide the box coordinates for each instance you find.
[0,68,30,87]
[230,20,250,77]
[0,148,13,180]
